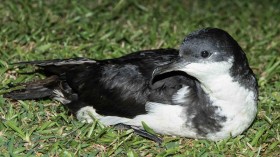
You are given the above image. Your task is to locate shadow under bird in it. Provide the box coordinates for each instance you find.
[4,28,258,143]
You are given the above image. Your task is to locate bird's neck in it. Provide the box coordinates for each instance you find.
[199,73,257,105]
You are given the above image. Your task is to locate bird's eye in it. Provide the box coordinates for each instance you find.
[201,51,210,58]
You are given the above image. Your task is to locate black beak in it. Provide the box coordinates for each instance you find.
[151,57,189,84]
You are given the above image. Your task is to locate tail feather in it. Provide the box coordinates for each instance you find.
[4,58,97,100]
[14,57,96,66]
[14,58,97,76]
[3,76,59,100]
[3,88,53,100]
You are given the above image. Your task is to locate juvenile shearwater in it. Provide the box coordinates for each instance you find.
[4,28,258,143]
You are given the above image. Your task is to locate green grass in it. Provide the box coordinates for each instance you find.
[0,0,279,156]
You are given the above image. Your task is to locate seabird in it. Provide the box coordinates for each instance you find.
[3,28,258,143]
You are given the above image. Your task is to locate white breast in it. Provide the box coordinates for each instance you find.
[203,74,257,140]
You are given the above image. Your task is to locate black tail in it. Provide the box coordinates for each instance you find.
[3,76,59,100]
[3,58,97,100]
[14,57,97,75]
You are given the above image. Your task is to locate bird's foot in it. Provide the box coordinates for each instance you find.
[114,123,162,144]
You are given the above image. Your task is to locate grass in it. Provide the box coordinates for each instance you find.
[0,0,279,156]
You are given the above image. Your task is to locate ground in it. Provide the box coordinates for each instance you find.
[0,0,279,156]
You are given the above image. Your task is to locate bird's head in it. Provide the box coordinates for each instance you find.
[152,28,250,83]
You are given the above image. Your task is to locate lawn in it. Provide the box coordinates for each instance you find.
[0,0,279,156]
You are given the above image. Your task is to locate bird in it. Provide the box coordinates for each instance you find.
[3,28,258,143]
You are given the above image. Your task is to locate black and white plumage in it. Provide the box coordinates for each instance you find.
[4,28,258,142]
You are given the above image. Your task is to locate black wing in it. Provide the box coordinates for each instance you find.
[64,49,194,118]
[4,49,195,118]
